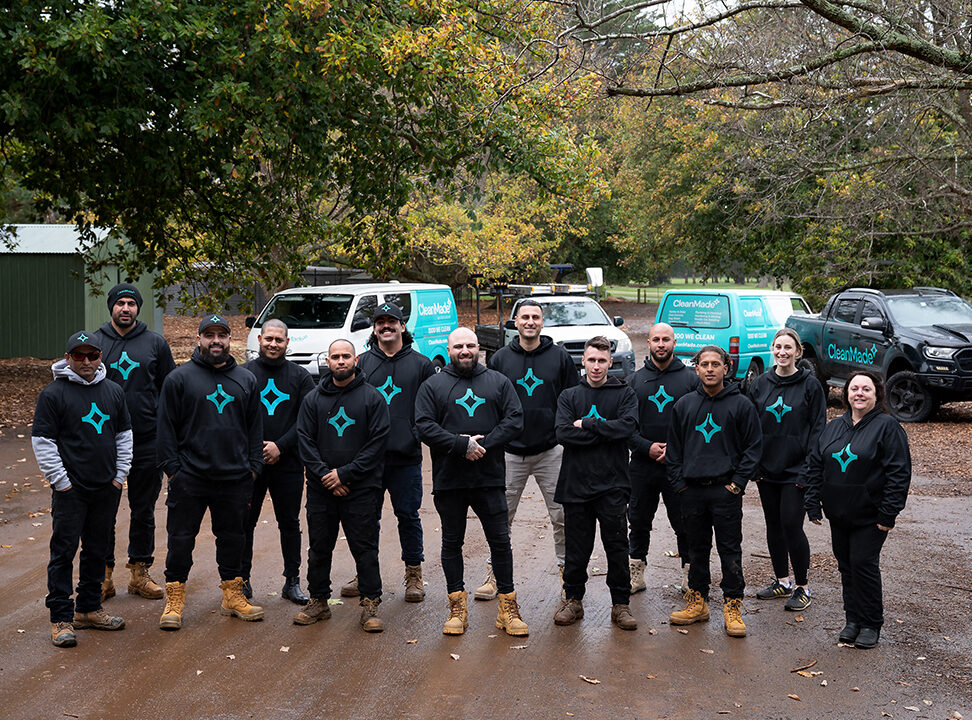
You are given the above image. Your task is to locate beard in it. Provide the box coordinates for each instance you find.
[331,367,355,382]
[200,345,228,366]
[451,357,477,378]
[651,347,673,364]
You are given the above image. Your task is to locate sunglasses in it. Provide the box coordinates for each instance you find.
[70,350,101,361]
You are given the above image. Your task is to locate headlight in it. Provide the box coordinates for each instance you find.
[615,335,632,353]
[246,349,260,361]
[924,346,957,359]
[317,352,328,372]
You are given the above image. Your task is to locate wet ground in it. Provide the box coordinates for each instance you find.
[1,301,970,718]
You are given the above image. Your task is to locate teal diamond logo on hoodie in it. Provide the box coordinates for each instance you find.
[328,406,356,436]
[81,402,110,434]
[832,443,858,473]
[765,395,792,423]
[694,413,722,443]
[110,351,141,381]
[206,384,235,414]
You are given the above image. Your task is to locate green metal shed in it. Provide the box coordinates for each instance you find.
[0,224,161,359]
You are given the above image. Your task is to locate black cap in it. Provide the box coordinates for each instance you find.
[66,331,102,353]
[107,283,143,311]
[373,302,404,323]
[198,313,231,334]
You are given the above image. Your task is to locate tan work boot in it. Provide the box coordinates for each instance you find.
[403,564,425,603]
[51,621,77,648]
[359,597,385,633]
[611,604,638,631]
[101,565,115,601]
[340,575,360,598]
[553,597,584,626]
[495,591,529,637]
[73,608,125,630]
[442,590,468,635]
[160,581,186,630]
[669,589,710,625]
[724,597,747,637]
[629,559,647,593]
[126,562,164,599]
[474,565,497,601]
[219,577,264,621]
[294,597,331,625]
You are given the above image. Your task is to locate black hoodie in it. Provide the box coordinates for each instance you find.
[357,341,434,466]
[241,355,315,473]
[666,384,762,493]
[94,320,175,445]
[554,376,638,503]
[488,335,580,456]
[414,363,523,492]
[296,368,390,491]
[156,348,263,481]
[629,356,699,474]
[802,409,911,528]
[747,367,827,483]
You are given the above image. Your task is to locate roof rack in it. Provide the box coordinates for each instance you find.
[912,286,956,296]
[505,282,591,296]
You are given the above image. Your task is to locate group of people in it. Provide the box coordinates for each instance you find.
[32,288,911,651]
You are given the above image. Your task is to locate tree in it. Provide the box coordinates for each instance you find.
[1,0,599,307]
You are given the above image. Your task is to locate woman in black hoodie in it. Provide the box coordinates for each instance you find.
[748,328,826,611]
[803,370,911,649]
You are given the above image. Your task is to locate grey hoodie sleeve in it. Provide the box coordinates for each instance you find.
[115,429,134,482]
[31,436,72,491]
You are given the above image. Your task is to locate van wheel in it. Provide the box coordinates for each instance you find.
[432,356,445,373]
[886,371,936,422]
[741,360,761,394]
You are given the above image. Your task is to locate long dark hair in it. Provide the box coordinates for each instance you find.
[841,370,887,413]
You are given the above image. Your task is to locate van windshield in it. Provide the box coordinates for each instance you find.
[662,295,731,329]
[534,301,610,327]
[257,294,353,329]
[764,296,810,326]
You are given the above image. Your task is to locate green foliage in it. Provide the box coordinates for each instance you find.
[1,0,600,308]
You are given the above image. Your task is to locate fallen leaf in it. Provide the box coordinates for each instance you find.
[916,656,926,661]
[645,674,657,679]
[17,629,25,633]
[326,599,343,605]
[700,649,714,654]
[717,712,731,715]
[1,545,11,549]
[895,681,912,687]
[790,660,817,672]
[664,550,679,557]
[579,675,601,685]
[196,670,202,676]
[510,645,528,650]
[796,671,822,678]
[280,646,290,652]
[852,687,860,692]
[904,707,919,712]
[881,713,891,717]
[820,680,828,686]
[648,628,657,635]
[922,700,932,706]
[794,615,804,622]
[677,628,689,635]
[406,639,417,644]
[226,654,236,660]
[487,634,498,638]
[32,523,41,527]
[788,694,801,701]
[450,653,460,661]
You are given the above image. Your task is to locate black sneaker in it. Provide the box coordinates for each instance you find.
[838,622,861,644]
[854,626,880,649]
[784,587,811,611]
[755,580,792,599]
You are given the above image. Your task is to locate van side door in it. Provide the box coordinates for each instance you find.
[738,296,772,375]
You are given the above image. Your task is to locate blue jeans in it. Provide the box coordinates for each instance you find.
[380,463,424,565]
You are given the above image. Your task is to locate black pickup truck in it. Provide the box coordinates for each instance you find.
[786,287,972,422]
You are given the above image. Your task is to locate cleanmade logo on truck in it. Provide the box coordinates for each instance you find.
[828,342,878,365]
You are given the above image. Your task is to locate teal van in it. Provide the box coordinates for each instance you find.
[245,282,458,376]
[655,289,811,390]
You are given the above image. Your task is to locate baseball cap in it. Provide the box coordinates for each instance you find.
[66,331,102,353]
[373,302,404,323]
[198,313,231,334]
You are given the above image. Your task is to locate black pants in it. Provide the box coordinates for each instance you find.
[47,484,121,622]
[305,482,382,601]
[433,486,514,595]
[830,521,888,629]
[628,464,687,564]
[241,464,304,580]
[163,471,252,583]
[107,447,163,567]
[681,485,745,599]
[379,463,424,565]
[563,489,630,606]
[756,481,810,585]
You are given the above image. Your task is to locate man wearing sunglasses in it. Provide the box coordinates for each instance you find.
[32,331,133,647]
[94,283,175,603]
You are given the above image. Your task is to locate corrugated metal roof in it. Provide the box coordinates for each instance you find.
[0,224,110,254]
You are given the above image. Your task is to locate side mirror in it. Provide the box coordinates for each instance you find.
[350,316,371,332]
[613,316,624,327]
[245,316,256,328]
[861,316,887,332]
[504,319,516,330]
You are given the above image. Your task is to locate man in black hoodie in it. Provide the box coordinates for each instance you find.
[628,322,699,594]
[553,336,639,631]
[476,300,579,600]
[667,345,762,638]
[33,331,132,647]
[94,282,175,603]
[295,339,390,632]
[343,302,433,603]
[240,319,315,604]
[414,328,528,637]
[156,314,264,630]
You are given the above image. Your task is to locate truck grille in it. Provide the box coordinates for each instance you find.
[956,348,972,372]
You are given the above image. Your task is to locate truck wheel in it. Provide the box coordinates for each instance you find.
[741,360,762,394]
[802,354,829,390]
[432,356,445,373]
[886,371,936,422]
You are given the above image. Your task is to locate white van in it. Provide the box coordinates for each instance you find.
[245,283,458,376]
